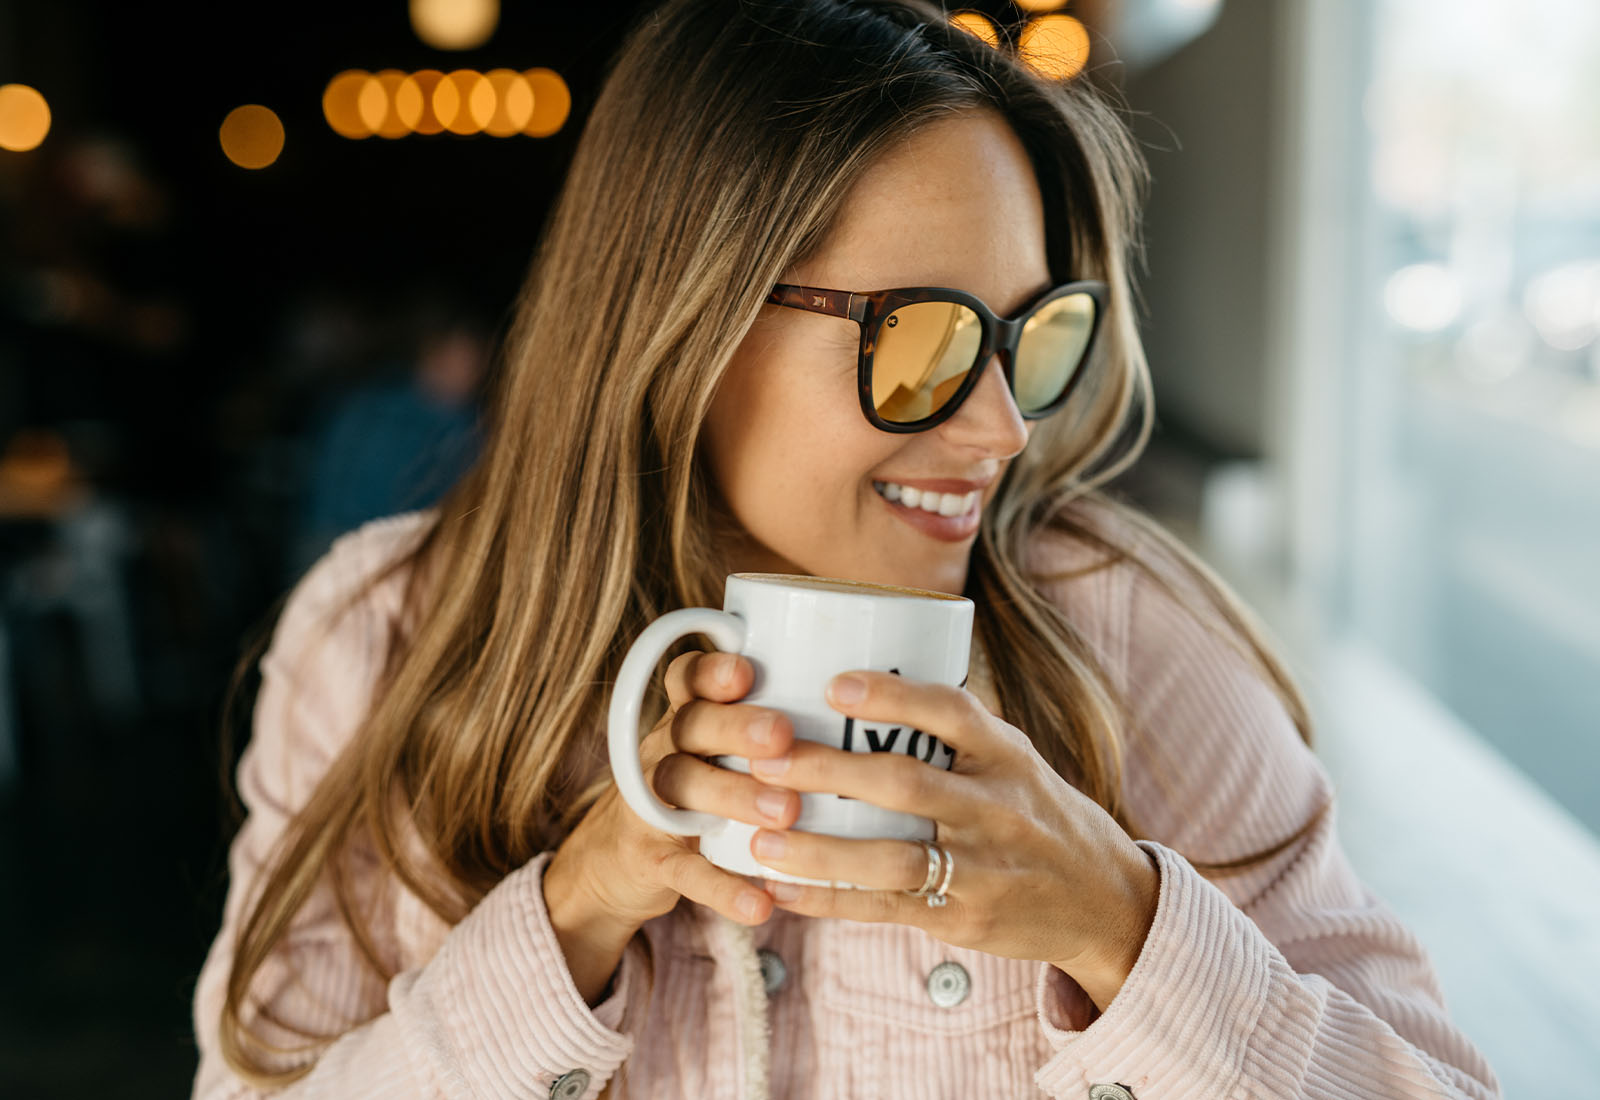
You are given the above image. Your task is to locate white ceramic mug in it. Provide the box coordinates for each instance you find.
[607,572,973,886]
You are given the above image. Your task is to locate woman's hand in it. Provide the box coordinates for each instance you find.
[545,650,802,936]
[743,669,1161,1012]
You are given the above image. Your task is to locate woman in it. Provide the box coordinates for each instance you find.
[191,0,1503,1096]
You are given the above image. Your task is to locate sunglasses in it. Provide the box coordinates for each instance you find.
[765,279,1108,433]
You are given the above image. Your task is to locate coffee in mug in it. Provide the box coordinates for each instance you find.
[607,572,973,887]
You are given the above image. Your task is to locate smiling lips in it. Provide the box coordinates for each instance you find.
[871,479,980,516]
[871,479,984,542]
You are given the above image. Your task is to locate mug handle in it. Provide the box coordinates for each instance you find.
[607,607,748,835]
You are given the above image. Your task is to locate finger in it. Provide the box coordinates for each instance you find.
[671,698,793,760]
[824,670,1007,763]
[659,847,774,925]
[749,737,971,822]
[651,751,801,830]
[664,649,754,709]
[758,869,927,926]
[750,827,935,893]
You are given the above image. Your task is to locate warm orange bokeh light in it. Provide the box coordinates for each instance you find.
[1018,13,1090,80]
[324,70,376,139]
[397,70,448,135]
[521,68,571,138]
[0,83,52,152]
[220,104,285,169]
[1014,0,1067,12]
[324,65,572,140]
[0,429,73,493]
[359,69,411,139]
[433,70,495,135]
[483,69,535,137]
[948,12,999,48]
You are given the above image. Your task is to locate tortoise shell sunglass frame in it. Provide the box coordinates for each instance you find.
[764,279,1109,433]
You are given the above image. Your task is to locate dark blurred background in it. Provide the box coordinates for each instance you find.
[3,0,1598,1095]
[0,1,653,1093]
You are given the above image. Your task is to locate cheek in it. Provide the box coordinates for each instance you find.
[706,371,896,532]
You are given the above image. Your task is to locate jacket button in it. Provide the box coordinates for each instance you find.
[550,1068,592,1099]
[1088,1085,1135,1100]
[926,961,970,1008]
[757,948,788,995]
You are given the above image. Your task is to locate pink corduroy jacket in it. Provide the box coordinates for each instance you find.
[190,507,1503,1099]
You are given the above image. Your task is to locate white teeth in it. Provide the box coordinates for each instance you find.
[872,481,980,517]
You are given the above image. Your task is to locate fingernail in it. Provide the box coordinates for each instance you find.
[748,713,776,747]
[756,789,790,821]
[829,674,866,704]
[751,753,790,778]
[719,655,738,686]
[754,830,786,859]
[738,892,763,919]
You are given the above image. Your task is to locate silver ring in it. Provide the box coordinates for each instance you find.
[926,843,955,907]
[903,839,942,897]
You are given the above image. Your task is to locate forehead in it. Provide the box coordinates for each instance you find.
[805,108,1052,314]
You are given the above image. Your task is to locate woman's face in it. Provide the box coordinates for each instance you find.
[702,108,1053,595]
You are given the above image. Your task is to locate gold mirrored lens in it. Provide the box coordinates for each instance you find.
[1014,292,1096,413]
[872,301,982,423]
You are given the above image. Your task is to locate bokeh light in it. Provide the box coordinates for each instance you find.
[521,68,571,137]
[360,69,411,139]
[1523,262,1600,351]
[398,70,448,135]
[949,12,999,48]
[1384,262,1463,332]
[0,83,52,152]
[1014,0,1067,12]
[219,104,285,169]
[483,69,535,136]
[0,429,72,493]
[1018,14,1091,80]
[410,0,500,50]
[435,69,495,135]
[324,66,571,140]
[324,70,376,139]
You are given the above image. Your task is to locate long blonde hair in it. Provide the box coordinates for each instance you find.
[218,0,1329,1084]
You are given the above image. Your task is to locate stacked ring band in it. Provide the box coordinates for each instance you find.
[927,844,954,907]
[903,839,954,907]
[904,839,943,897]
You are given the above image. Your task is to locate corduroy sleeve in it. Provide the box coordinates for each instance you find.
[1030,547,1504,1099]
[190,515,638,1099]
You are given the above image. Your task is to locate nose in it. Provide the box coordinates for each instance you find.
[937,352,1030,459]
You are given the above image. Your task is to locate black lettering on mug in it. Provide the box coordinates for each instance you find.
[833,661,954,800]
[840,719,949,762]
[835,720,953,801]
[908,728,948,764]
[862,724,901,753]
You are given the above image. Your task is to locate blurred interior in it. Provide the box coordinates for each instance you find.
[1,0,1596,1095]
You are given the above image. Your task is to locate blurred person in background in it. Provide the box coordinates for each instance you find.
[291,291,491,579]
[189,0,1502,1097]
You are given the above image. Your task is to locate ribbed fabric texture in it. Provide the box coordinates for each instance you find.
[191,506,1504,1099]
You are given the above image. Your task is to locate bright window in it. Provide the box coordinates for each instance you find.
[1344,0,1600,832]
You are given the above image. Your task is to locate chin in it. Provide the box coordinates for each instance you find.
[865,560,971,598]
